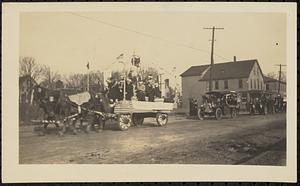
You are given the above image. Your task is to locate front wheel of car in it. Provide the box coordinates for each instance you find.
[197,109,204,120]
[215,108,222,120]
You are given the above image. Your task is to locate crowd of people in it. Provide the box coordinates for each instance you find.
[105,74,162,103]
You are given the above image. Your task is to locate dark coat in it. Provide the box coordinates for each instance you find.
[145,83,155,102]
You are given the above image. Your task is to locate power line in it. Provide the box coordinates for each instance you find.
[67,12,230,61]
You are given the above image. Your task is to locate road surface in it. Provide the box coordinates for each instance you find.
[19,113,286,165]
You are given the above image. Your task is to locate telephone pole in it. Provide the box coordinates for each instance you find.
[203,26,224,91]
[275,64,286,94]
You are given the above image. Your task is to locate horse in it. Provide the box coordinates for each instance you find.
[32,85,79,135]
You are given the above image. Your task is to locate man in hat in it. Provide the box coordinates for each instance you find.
[145,74,155,102]
[154,82,161,98]
[136,81,146,101]
[125,78,134,100]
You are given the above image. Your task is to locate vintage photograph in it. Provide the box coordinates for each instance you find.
[18,11,288,165]
[2,2,297,183]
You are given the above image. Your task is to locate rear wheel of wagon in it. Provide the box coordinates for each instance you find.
[156,113,168,126]
[117,114,131,131]
[215,108,222,120]
[132,114,144,126]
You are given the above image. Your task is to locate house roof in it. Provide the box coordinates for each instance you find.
[264,76,286,84]
[181,59,259,80]
[180,65,210,77]
[264,76,277,82]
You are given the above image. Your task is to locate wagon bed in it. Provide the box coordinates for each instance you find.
[114,100,174,114]
[114,100,174,131]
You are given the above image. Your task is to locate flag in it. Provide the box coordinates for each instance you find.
[86,62,90,70]
[116,53,124,60]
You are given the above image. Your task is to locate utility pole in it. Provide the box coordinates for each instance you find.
[203,26,224,91]
[87,61,90,92]
[275,64,286,94]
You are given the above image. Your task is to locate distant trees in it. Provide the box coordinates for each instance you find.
[266,71,286,82]
[40,67,62,88]
[19,56,163,91]
[111,67,159,82]
[64,73,85,89]
[19,57,45,82]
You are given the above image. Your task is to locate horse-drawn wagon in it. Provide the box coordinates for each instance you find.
[31,84,174,135]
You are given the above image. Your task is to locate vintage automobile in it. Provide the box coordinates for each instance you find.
[197,91,240,120]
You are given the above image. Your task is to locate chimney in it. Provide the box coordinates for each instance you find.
[233,56,237,62]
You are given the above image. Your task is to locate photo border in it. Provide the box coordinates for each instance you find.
[2,2,297,183]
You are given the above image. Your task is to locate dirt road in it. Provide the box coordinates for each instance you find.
[19,113,286,165]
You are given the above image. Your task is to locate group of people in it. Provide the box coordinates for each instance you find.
[106,74,161,103]
[249,94,286,115]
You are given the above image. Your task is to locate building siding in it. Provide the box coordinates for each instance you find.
[266,81,286,96]
[181,76,207,111]
[247,62,266,91]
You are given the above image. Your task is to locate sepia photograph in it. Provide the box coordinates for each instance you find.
[2,2,297,183]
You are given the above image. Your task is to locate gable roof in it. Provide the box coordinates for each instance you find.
[180,65,210,77]
[264,76,277,82]
[181,59,259,81]
[200,59,257,81]
[264,76,286,84]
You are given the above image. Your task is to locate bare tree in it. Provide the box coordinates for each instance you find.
[40,67,61,88]
[64,73,85,89]
[266,71,286,82]
[19,57,45,82]
[89,70,104,85]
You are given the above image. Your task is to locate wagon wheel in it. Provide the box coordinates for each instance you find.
[197,109,205,120]
[117,114,131,131]
[156,113,168,126]
[215,108,222,120]
[132,114,144,126]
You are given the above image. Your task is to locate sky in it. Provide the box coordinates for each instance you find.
[20,12,287,88]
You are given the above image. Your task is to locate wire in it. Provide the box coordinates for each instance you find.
[66,12,231,61]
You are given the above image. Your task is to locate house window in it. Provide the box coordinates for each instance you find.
[257,80,260,90]
[215,81,219,90]
[238,79,243,88]
[266,84,269,90]
[254,80,256,89]
[224,80,228,89]
[250,79,253,89]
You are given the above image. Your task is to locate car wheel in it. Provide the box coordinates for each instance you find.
[215,108,222,120]
[197,109,204,120]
